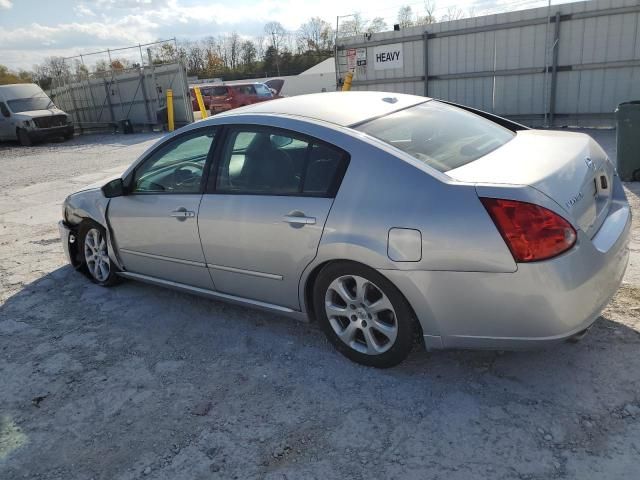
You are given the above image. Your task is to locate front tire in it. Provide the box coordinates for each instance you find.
[79,222,119,286]
[17,129,32,146]
[313,262,417,368]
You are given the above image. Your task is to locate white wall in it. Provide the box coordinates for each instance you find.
[337,0,640,127]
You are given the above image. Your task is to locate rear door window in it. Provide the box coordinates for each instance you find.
[214,127,348,197]
[355,101,514,172]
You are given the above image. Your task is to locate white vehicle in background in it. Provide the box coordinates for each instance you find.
[0,83,74,146]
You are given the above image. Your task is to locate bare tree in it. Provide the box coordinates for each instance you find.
[441,6,465,21]
[366,17,388,33]
[228,32,240,69]
[93,59,109,73]
[72,59,89,77]
[416,0,437,25]
[264,21,288,75]
[150,43,177,64]
[179,40,206,76]
[264,21,286,52]
[215,34,230,68]
[202,36,225,74]
[298,17,334,52]
[339,13,391,37]
[397,5,415,28]
[254,35,267,61]
[282,30,296,54]
[40,57,71,78]
[338,13,368,37]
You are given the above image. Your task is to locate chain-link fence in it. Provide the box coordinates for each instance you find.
[50,40,193,133]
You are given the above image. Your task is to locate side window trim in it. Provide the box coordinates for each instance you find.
[297,143,314,195]
[125,126,218,195]
[205,124,350,198]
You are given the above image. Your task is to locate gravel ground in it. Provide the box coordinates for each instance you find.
[1,131,639,480]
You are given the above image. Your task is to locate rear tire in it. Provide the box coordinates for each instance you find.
[17,129,32,146]
[313,261,417,368]
[79,221,119,287]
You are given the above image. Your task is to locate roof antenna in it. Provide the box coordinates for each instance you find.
[382,97,398,104]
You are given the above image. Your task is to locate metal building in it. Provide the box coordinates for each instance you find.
[336,0,640,127]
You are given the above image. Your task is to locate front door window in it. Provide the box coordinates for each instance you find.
[133,129,216,194]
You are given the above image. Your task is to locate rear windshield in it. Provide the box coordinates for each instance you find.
[355,101,514,172]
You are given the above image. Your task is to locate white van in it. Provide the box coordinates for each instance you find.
[0,83,74,146]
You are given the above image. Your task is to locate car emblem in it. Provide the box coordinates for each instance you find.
[566,191,584,209]
[585,157,595,171]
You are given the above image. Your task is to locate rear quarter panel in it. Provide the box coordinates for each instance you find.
[316,139,517,274]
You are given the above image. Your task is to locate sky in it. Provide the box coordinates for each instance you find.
[0,0,568,71]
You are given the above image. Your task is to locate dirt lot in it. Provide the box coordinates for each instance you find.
[1,132,639,480]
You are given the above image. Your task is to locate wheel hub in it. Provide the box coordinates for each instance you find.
[83,228,110,282]
[324,274,398,356]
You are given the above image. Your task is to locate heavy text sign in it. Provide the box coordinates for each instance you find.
[373,43,403,70]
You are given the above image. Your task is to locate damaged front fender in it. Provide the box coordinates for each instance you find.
[62,187,124,271]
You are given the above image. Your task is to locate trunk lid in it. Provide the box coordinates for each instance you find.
[447,130,614,238]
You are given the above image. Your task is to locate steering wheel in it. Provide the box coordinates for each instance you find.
[180,161,205,171]
[173,166,202,189]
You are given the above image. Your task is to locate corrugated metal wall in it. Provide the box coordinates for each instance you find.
[337,0,640,127]
[51,62,193,131]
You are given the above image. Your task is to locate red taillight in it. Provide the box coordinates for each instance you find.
[480,197,577,262]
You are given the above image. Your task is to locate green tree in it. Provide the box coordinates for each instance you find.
[0,64,32,85]
[241,40,258,70]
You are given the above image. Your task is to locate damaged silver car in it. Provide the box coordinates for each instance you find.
[59,92,631,367]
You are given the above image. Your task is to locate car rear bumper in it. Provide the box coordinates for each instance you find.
[382,190,631,350]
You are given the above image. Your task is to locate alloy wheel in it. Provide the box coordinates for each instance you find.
[324,275,398,355]
[83,228,110,282]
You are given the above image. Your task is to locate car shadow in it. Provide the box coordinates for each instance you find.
[2,264,639,383]
[2,264,639,478]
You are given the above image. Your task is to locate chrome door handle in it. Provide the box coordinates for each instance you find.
[283,214,316,225]
[170,208,195,219]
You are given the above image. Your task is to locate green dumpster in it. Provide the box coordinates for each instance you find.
[616,101,640,181]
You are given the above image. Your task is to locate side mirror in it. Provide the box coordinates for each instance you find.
[0,103,10,118]
[102,178,125,198]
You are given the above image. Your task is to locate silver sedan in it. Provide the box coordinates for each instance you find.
[59,92,631,367]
